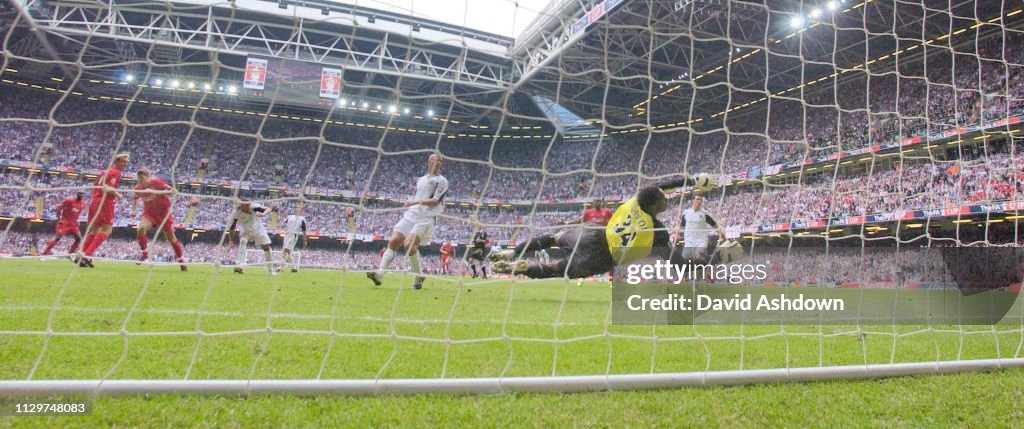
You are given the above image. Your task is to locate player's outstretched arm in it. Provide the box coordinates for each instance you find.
[655,173,718,192]
[632,177,696,202]
[655,177,695,191]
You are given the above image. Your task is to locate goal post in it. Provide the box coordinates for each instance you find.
[3,358,1024,397]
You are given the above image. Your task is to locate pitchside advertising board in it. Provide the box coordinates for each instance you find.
[570,0,625,36]
[241,56,346,104]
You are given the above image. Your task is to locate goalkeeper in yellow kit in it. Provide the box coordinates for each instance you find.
[491,174,717,279]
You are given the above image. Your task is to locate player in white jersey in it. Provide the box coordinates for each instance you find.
[226,201,276,275]
[367,153,449,289]
[280,206,308,273]
[679,195,723,263]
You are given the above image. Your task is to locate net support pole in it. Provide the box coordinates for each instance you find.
[3,358,1023,397]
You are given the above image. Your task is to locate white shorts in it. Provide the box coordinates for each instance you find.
[283,233,300,251]
[241,226,272,246]
[394,214,435,243]
[679,246,709,263]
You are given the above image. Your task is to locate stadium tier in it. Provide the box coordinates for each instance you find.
[2,75,1023,246]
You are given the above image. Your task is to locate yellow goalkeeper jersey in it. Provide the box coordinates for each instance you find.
[605,196,656,265]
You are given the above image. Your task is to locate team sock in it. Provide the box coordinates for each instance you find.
[80,234,96,255]
[42,239,57,255]
[84,232,107,256]
[378,248,396,278]
[237,237,248,267]
[408,252,422,275]
[263,248,273,272]
[170,240,184,262]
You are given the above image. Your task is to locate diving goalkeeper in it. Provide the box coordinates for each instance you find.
[490,174,717,279]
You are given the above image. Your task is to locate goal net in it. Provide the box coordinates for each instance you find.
[1,0,1023,396]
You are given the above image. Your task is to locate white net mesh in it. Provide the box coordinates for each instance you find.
[244,249,300,267]
[0,0,1023,393]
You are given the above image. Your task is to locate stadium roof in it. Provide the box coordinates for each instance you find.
[329,0,550,39]
[517,0,1022,129]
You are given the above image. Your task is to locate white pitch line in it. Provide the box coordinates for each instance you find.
[0,305,602,327]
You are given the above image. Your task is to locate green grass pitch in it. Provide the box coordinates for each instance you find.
[1,258,1023,426]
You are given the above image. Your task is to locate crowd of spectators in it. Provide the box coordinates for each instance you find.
[6,133,1020,244]
[1,34,1022,251]
[746,247,954,287]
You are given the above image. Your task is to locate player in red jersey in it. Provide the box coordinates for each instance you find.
[439,241,454,275]
[560,199,614,227]
[132,168,186,271]
[41,192,86,256]
[77,153,129,267]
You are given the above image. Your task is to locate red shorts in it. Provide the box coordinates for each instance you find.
[441,255,451,264]
[87,201,115,227]
[142,212,175,234]
[55,222,80,236]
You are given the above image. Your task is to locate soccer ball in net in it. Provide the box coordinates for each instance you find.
[715,239,745,264]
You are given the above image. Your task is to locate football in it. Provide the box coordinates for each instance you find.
[693,173,719,191]
[716,239,745,264]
